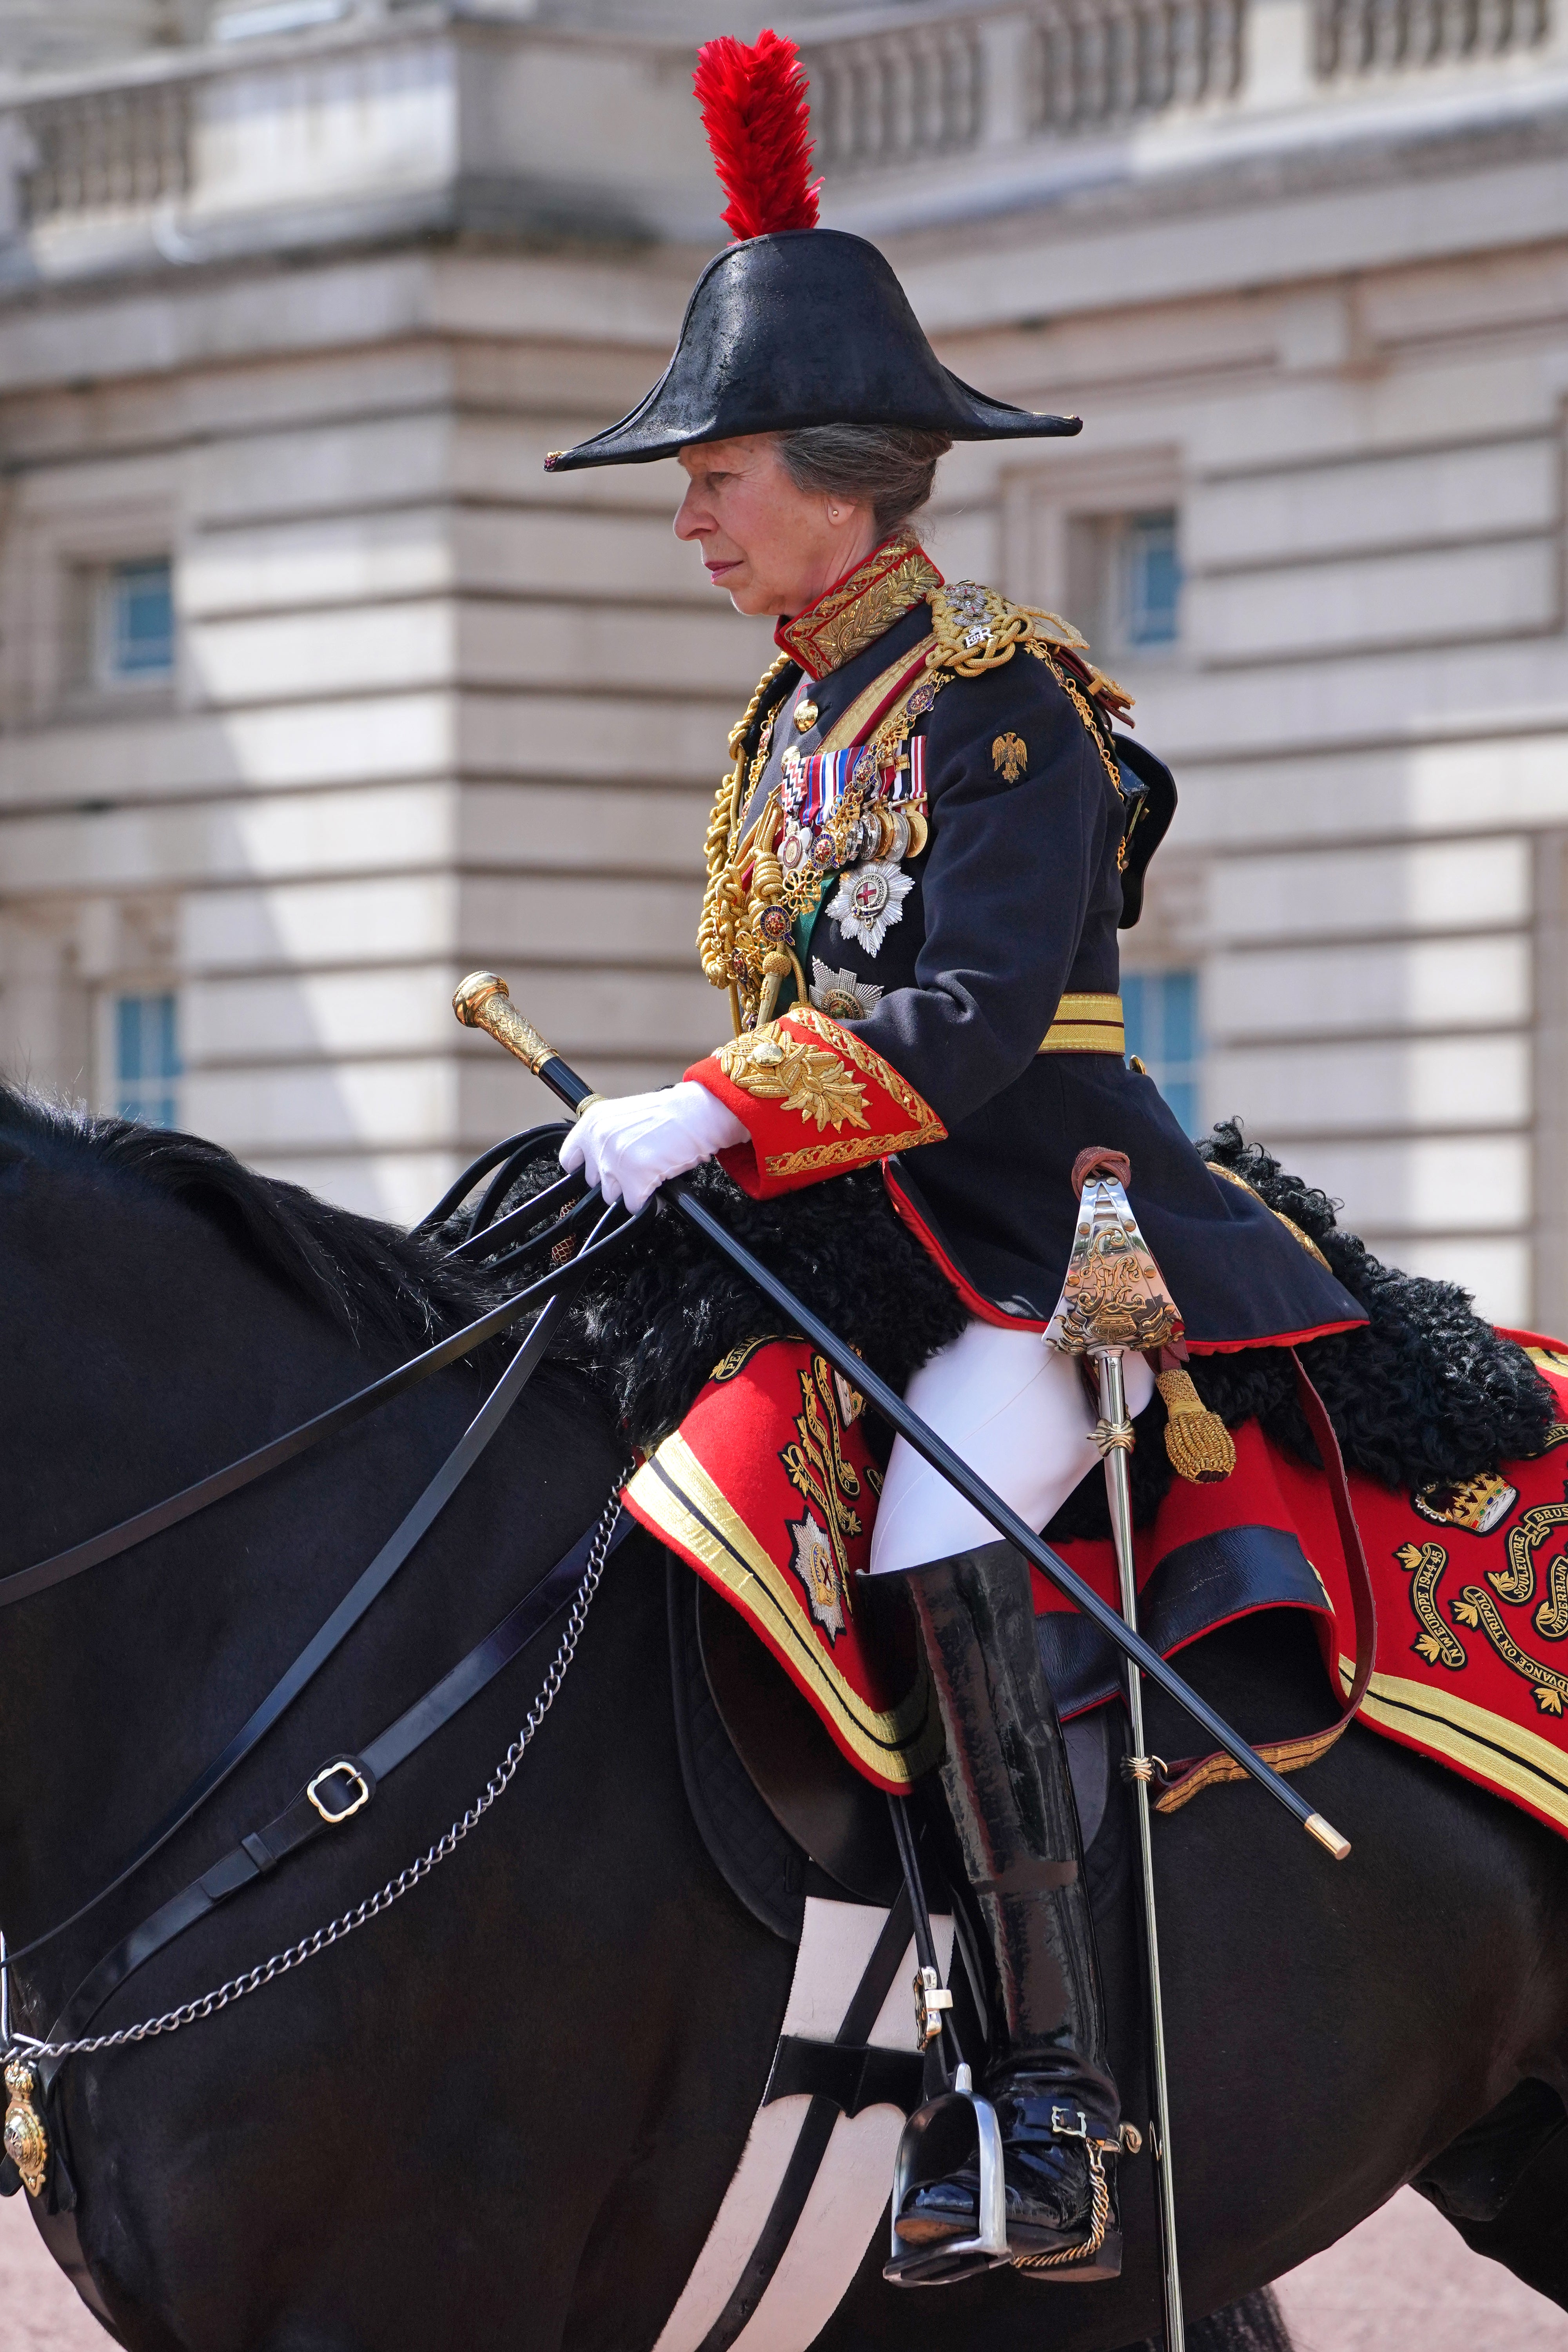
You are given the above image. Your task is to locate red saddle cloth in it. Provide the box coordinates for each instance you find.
[624,1333,1568,1837]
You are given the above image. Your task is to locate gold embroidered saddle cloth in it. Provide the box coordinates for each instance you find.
[626,1332,1568,1839]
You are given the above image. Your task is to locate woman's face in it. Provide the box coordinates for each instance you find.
[674,436,879,618]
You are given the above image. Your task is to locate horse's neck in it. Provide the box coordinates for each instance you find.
[0,1210,425,2021]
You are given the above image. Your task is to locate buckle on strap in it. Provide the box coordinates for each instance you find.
[306,1761,372,1825]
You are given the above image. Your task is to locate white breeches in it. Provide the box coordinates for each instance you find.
[867,1319,1156,1576]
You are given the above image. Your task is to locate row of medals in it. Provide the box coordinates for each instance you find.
[777,789,928,884]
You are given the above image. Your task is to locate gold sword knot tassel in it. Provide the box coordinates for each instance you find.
[4,2056,48,2199]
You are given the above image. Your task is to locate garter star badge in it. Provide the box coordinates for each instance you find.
[826,860,914,956]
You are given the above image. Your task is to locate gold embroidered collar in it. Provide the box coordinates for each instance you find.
[775,533,943,681]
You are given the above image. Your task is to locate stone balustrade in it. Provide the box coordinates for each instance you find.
[1313,0,1549,75]
[0,0,1560,259]
[23,79,189,221]
[803,0,1247,162]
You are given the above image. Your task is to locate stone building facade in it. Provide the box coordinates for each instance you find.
[0,0,1564,1328]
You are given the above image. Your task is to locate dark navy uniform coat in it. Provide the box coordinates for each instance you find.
[744,597,1365,1353]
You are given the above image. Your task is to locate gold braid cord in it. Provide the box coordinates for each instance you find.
[698,652,794,1032]
[699,588,1132,1029]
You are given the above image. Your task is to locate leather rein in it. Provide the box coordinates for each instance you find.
[0,1131,645,2050]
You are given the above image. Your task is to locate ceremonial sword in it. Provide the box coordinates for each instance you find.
[1042,1151,1201,2348]
[451,971,1351,1864]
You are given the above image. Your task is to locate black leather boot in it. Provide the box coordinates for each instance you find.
[895,1541,1122,2277]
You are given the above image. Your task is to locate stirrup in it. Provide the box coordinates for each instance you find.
[883,2063,1010,2287]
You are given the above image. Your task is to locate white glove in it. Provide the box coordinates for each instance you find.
[559,1082,748,1214]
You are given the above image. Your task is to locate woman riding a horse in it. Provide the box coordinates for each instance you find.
[547,30,1374,2280]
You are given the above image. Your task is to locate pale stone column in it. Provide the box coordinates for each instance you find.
[1240,0,1317,108]
[978,13,1035,147]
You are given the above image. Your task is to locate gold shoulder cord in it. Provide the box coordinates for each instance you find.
[698,652,794,1034]
[926,584,1132,863]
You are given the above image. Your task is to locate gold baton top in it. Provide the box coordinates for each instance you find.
[453,972,558,1074]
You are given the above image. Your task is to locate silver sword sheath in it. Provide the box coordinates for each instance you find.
[1045,1151,1188,2351]
[1096,1345,1185,2352]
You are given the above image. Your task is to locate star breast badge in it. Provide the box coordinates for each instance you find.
[826,860,914,956]
[788,1510,847,1641]
[809,959,885,1021]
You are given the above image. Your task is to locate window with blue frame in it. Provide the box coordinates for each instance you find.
[1123,970,1201,1138]
[97,557,174,683]
[116,992,180,1129]
[1113,511,1181,650]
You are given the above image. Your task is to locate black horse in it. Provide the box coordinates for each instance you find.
[2,1088,1566,2352]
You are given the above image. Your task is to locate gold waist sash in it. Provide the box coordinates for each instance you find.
[1038,993,1125,1056]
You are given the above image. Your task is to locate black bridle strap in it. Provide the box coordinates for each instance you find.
[415,1122,568,1232]
[0,1201,639,1614]
[2,1277,586,1969]
[34,1505,637,2080]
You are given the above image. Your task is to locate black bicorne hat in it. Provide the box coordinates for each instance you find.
[545,231,1081,473]
[544,32,1080,474]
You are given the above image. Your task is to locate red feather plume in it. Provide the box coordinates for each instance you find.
[693,29,822,242]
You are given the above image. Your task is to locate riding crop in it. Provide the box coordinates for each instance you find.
[453,972,1353,1864]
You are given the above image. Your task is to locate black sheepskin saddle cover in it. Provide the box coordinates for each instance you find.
[512,1123,1553,1541]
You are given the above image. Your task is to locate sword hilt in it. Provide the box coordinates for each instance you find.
[452,973,600,1114]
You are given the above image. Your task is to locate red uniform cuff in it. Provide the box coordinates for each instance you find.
[684,1006,946,1198]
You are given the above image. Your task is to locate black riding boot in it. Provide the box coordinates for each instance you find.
[895,1540,1122,2275]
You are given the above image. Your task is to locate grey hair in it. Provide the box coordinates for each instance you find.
[776,424,952,539]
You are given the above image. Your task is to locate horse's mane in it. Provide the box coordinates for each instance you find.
[0,1085,502,1352]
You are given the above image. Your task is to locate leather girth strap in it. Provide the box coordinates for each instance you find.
[1150,1351,1378,1814]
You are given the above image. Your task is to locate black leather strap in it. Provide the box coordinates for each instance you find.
[37,1507,635,2080]
[763,2035,924,2119]
[6,1278,584,1969]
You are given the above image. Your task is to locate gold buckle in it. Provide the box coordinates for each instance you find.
[307,1762,371,1825]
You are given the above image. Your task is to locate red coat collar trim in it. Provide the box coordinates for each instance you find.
[774,533,943,681]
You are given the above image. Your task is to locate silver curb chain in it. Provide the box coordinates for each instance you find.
[7,1489,624,2065]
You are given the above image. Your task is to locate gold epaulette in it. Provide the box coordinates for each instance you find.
[927,583,1133,722]
[927,582,1131,817]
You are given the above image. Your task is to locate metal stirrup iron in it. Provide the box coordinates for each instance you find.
[882,1796,1010,2287]
[1044,1147,1187,2351]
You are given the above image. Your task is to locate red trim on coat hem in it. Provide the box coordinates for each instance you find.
[1185,1323,1365,1352]
[884,1167,1049,1331]
[883,1166,1367,1352]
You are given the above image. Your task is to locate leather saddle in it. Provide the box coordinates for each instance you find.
[662,1536,1112,1944]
